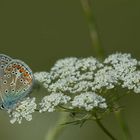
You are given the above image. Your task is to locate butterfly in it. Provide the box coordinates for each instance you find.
[0,54,34,109]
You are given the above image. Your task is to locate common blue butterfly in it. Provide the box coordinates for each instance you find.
[0,54,34,109]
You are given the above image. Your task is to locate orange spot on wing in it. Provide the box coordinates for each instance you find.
[19,68,25,73]
[24,72,29,77]
[16,65,21,69]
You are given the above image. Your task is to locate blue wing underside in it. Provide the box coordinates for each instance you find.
[0,54,33,109]
[0,54,12,107]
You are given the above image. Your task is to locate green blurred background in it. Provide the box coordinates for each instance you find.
[0,0,140,140]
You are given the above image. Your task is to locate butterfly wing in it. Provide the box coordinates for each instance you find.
[0,54,12,107]
[0,54,12,77]
[1,59,34,109]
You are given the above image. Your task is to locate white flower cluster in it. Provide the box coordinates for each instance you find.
[92,66,119,90]
[39,93,71,112]
[35,57,103,94]
[91,53,139,91]
[8,97,36,124]
[103,53,140,92]
[34,53,140,113]
[72,92,107,111]
[34,71,50,83]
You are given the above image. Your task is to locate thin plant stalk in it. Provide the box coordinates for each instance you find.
[81,0,131,140]
[115,110,132,140]
[45,113,69,140]
[44,1,131,140]
[96,118,118,140]
[80,0,104,59]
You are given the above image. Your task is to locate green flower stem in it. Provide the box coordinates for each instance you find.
[81,0,131,139]
[45,113,69,140]
[45,1,105,139]
[95,118,118,140]
[80,0,104,59]
[115,110,132,140]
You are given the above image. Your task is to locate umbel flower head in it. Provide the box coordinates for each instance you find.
[34,53,140,121]
[5,53,140,124]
